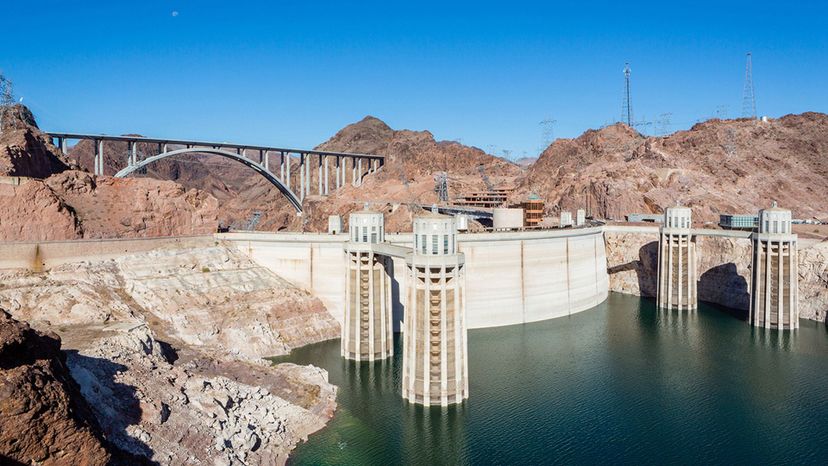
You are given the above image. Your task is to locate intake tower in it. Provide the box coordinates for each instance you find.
[657,206,697,310]
[750,202,799,330]
[402,210,468,406]
[341,209,394,361]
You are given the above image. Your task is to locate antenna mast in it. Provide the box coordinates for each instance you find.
[742,52,757,119]
[622,63,633,126]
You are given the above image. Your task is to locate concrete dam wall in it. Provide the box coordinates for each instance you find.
[220,226,610,330]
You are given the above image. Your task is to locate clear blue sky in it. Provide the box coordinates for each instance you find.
[4,1,827,158]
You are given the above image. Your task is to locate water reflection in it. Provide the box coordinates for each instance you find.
[283,293,828,465]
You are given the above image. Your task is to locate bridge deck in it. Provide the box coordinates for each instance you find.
[46,132,384,160]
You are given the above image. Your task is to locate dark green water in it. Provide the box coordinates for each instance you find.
[276,293,828,465]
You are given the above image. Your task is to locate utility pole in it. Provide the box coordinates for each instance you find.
[742,52,757,119]
[622,63,633,126]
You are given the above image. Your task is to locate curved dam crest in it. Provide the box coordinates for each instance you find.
[220,226,610,330]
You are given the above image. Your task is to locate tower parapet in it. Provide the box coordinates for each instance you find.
[657,206,697,310]
[750,202,798,329]
[342,209,393,361]
[403,211,468,406]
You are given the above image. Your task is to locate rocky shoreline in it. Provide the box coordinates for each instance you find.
[0,243,341,465]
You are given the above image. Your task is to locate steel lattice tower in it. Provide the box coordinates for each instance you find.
[621,63,632,127]
[622,63,633,126]
[742,53,757,119]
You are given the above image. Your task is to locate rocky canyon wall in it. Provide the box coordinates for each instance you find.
[604,228,828,322]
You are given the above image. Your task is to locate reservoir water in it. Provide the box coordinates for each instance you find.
[277,293,828,465]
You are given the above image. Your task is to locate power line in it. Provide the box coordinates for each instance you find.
[742,52,757,119]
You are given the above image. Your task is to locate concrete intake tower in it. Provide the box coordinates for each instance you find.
[750,202,799,330]
[657,206,697,310]
[341,209,394,361]
[402,211,469,406]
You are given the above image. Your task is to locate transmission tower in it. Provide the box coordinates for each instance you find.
[712,105,729,120]
[742,52,757,119]
[656,112,673,136]
[434,172,449,202]
[622,63,633,126]
[539,118,557,149]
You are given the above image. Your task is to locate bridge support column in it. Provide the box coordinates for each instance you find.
[342,209,393,361]
[335,157,341,190]
[323,156,329,195]
[299,154,305,201]
[282,152,288,187]
[402,211,467,406]
[126,141,134,167]
[352,157,357,186]
[750,202,799,330]
[305,154,311,198]
[94,139,104,176]
[357,158,363,186]
[318,154,323,195]
[656,206,696,310]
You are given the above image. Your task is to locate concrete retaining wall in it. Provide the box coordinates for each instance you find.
[0,236,215,271]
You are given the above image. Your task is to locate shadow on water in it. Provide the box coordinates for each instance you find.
[65,351,158,463]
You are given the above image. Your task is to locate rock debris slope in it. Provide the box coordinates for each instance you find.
[0,242,340,464]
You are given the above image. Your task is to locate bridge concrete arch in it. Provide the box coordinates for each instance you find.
[113,147,303,213]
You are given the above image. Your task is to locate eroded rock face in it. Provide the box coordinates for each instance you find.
[604,230,828,322]
[0,104,73,178]
[0,105,221,241]
[0,243,339,360]
[0,180,83,240]
[518,114,828,223]
[0,309,111,465]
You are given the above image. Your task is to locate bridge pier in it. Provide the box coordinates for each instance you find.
[324,156,329,195]
[750,202,799,330]
[94,139,104,176]
[299,154,305,201]
[357,158,363,186]
[656,206,697,310]
[351,157,357,186]
[342,209,393,361]
[318,154,323,196]
[284,152,290,189]
[305,154,311,198]
[126,141,134,167]
[402,210,468,406]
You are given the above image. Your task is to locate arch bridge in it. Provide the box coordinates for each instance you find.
[46,132,385,213]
